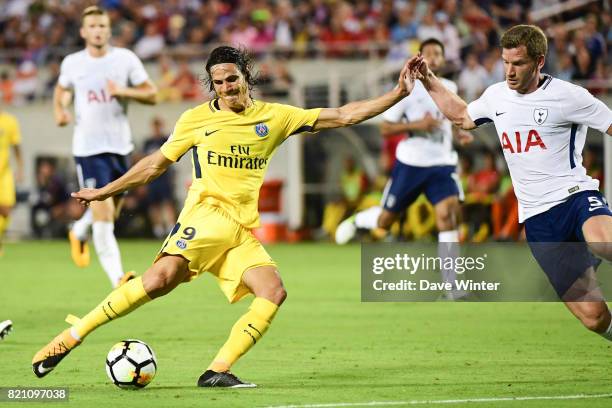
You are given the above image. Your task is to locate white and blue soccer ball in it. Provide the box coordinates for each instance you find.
[105,339,157,389]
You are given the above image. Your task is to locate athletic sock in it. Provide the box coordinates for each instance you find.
[92,221,124,287]
[72,276,150,340]
[599,315,612,341]
[0,215,8,241]
[72,208,93,241]
[438,230,465,298]
[355,206,382,230]
[208,297,279,373]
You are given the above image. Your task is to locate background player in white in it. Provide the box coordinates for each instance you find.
[54,6,157,287]
[410,25,612,338]
[336,39,471,299]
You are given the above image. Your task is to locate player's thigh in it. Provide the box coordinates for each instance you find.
[156,204,239,280]
[434,195,461,231]
[91,197,115,222]
[381,163,425,214]
[582,215,612,261]
[210,231,277,304]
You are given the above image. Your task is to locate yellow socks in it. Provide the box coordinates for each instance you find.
[72,276,151,339]
[208,297,279,373]
[0,215,8,241]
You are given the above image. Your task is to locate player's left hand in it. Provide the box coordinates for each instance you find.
[456,130,474,145]
[107,79,125,98]
[71,188,109,206]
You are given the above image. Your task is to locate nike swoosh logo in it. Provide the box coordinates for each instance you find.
[495,111,506,116]
[37,363,53,374]
[205,129,220,136]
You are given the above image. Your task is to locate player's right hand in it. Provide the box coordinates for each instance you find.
[421,113,441,131]
[71,188,108,206]
[55,109,72,127]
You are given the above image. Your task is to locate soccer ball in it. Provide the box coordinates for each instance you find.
[105,339,157,389]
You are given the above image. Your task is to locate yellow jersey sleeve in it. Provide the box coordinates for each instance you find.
[160,110,198,162]
[8,115,21,145]
[273,104,321,138]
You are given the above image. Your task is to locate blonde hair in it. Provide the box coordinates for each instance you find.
[81,6,108,25]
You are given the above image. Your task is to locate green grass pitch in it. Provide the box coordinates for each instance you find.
[1,241,611,407]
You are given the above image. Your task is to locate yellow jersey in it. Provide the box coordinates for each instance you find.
[160,99,321,228]
[0,112,21,174]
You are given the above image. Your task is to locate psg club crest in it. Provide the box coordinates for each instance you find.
[254,123,269,137]
[533,108,548,125]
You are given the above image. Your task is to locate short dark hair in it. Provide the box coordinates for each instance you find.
[204,46,256,93]
[419,38,445,55]
[81,5,108,25]
[500,25,547,60]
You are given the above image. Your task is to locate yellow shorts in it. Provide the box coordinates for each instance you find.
[0,170,15,207]
[155,203,276,303]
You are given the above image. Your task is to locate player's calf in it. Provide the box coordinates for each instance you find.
[565,301,612,339]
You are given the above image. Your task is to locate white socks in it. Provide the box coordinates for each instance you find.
[92,221,124,287]
[72,208,93,241]
[438,230,465,298]
[355,206,383,230]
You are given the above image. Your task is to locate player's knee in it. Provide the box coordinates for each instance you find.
[377,211,396,229]
[143,261,187,298]
[435,203,459,230]
[579,309,610,333]
[258,284,287,306]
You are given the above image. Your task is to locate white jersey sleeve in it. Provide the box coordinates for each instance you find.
[382,95,411,123]
[125,49,149,86]
[560,84,612,133]
[58,55,74,89]
[466,85,495,126]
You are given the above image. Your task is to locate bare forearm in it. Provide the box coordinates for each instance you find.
[99,154,166,198]
[120,86,157,105]
[421,71,473,129]
[53,86,69,112]
[381,120,431,136]
[341,87,407,126]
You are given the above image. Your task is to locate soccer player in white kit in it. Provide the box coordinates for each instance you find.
[336,39,470,299]
[411,25,612,339]
[54,6,157,287]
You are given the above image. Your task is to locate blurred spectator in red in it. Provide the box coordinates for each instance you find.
[464,150,500,242]
[170,59,202,101]
[13,60,38,105]
[491,169,519,241]
[0,71,14,104]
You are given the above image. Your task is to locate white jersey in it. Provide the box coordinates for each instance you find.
[383,78,458,167]
[467,76,612,222]
[58,47,150,157]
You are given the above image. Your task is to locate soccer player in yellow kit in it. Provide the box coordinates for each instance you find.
[0,109,23,254]
[33,46,418,387]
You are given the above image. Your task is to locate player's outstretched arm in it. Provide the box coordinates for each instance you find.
[107,79,158,105]
[72,150,172,205]
[411,56,477,130]
[312,57,417,131]
[53,84,72,126]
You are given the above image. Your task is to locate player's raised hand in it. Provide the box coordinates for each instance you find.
[106,79,125,98]
[399,56,419,95]
[408,54,429,80]
[71,188,109,206]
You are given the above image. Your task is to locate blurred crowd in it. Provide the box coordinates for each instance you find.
[0,0,610,105]
[321,144,605,243]
[30,116,177,239]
